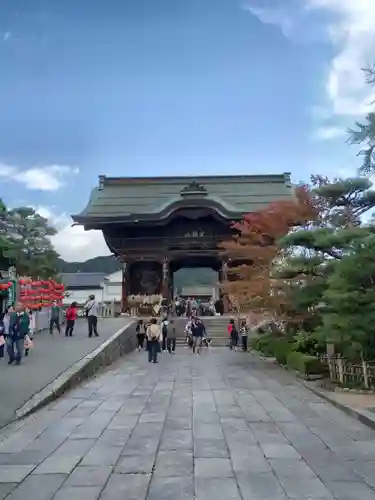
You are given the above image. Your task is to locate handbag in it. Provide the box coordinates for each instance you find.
[0,336,5,347]
[24,334,34,349]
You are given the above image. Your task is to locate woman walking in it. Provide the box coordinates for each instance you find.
[24,308,35,357]
[65,302,78,337]
[136,319,146,351]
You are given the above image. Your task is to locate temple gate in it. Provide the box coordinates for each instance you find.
[72,174,292,312]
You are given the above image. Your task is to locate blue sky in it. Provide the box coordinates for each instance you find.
[0,0,374,261]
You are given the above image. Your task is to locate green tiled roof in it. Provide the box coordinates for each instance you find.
[73,173,293,224]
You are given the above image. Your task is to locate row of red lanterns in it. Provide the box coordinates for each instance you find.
[19,278,64,288]
[0,282,13,291]
[19,278,65,310]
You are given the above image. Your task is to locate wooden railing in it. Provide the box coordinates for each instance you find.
[319,355,375,388]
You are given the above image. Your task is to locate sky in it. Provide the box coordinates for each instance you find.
[0,0,374,262]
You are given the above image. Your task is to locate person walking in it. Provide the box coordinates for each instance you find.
[7,303,30,365]
[24,308,35,357]
[0,313,5,359]
[191,317,205,354]
[240,318,249,352]
[49,301,61,335]
[65,302,78,337]
[161,319,168,352]
[146,318,161,363]
[84,295,99,338]
[167,320,177,353]
[0,306,12,359]
[228,318,239,351]
[136,319,146,351]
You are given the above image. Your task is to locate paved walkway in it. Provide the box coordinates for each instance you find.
[1,349,375,499]
[0,318,132,429]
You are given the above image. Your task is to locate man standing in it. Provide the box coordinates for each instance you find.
[146,318,161,363]
[84,294,99,338]
[49,301,61,335]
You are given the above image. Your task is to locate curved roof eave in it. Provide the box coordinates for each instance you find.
[72,195,243,227]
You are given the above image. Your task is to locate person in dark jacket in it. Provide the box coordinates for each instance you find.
[228,318,239,351]
[7,303,30,365]
[191,317,205,354]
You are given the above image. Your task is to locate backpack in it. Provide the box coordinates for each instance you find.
[162,323,168,336]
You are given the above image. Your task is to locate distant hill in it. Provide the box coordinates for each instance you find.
[57,255,120,275]
[57,255,216,287]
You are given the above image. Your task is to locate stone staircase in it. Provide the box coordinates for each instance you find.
[173,316,230,347]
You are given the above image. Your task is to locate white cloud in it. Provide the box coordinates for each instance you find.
[245,0,375,117]
[244,5,295,37]
[307,0,375,116]
[35,206,111,262]
[0,163,79,191]
[313,125,346,140]
[3,31,10,42]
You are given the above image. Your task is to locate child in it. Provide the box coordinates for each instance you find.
[240,318,248,352]
[65,302,78,337]
[136,319,145,351]
[167,320,176,354]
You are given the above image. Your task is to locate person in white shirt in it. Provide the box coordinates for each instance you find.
[84,295,100,338]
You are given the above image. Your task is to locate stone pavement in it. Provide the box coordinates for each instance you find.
[2,350,375,499]
[0,318,132,429]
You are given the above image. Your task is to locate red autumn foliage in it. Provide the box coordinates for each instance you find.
[220,186,316,314]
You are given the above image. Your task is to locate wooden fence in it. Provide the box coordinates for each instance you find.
[319,355,375,388]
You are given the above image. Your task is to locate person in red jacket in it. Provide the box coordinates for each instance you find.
[65,302,78,337]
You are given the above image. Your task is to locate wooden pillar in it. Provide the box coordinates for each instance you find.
[162,258,170,300]
[220,260,230,314]
[121,261,129,314]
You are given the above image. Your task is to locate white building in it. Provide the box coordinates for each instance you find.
[61,271,122,305]
[101,270,122,302]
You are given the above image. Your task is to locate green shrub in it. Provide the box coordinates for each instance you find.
[286,351,324,375]
[251,335,294,361]
[250,335,274,355]
[273,341,293,365]
[256,337,276,356]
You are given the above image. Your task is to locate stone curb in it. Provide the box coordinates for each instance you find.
[298,379,375,431]
[15,321,137,421]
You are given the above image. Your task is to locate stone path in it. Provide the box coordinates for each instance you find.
[1,349,375,499]
[0,318,132,429]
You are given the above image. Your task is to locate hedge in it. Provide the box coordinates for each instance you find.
[273,341,293,365]
[286,351,324,375]
[250,336,294,363]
